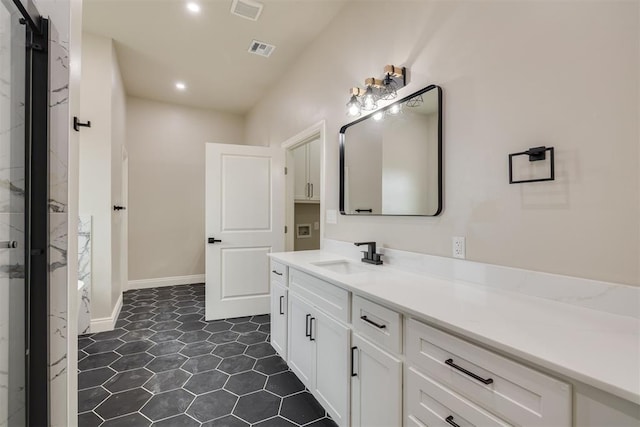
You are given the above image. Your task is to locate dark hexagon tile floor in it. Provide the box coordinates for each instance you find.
[78,284,338,427]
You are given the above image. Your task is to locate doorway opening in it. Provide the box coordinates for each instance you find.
[282,121,325,252]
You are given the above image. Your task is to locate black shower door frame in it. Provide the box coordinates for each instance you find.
[12,0,50,425]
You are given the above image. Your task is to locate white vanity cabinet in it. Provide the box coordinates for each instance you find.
[405,318,572,427]
[293,138,321,202]
[269,255,640,427]
[287,270,351,427]
[269,261,288,359]
[351,295,403,427]
[351,333,402,427]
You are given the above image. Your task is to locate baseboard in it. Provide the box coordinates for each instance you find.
[90,292,123,333]
[127,274,205,291]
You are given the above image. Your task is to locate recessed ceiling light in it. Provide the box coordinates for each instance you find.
[186,2,201,13]
[175,82,186,90]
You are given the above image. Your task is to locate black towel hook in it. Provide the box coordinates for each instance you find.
[73,116,91,132]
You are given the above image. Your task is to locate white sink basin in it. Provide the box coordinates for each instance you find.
[311,260,372,275]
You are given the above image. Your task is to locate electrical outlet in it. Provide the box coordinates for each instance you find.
[453,236,465,259]
[314,222,319,230]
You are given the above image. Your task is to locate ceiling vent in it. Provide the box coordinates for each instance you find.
[230,0,263,21]
[248,40,275,58]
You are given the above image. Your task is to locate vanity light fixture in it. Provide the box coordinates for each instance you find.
[362,85,378,111]
[346,64,407,116]
[175,81,187,90]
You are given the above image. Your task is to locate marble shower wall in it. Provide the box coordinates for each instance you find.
[41,7,71,425]
[78,215,91,335]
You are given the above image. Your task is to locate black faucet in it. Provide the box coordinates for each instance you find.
[354,241,383,265]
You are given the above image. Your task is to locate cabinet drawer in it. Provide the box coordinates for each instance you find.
[405,366,509,427]
[406,318,571,427]
[270,260,288,285]
[289,268,349,323]
[352,295,402,354]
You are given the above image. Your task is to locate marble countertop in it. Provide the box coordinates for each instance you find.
[269,250,640,405]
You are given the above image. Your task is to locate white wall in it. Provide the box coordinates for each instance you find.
[79,32,125,319]
[126,97,245,281]
[245,1,640,286]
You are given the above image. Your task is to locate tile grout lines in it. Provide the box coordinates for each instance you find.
[78,283,337,427]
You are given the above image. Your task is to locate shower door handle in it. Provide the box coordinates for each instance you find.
[0,241,18,248]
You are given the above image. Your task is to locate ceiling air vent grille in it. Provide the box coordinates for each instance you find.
[248,40,275,58]
[230,0,263,21]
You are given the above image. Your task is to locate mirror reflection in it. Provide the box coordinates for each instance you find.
[340,85,442,216]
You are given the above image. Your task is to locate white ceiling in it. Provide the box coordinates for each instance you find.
[83,0,348,115]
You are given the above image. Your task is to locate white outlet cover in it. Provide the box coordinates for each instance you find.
[453,236,466,259]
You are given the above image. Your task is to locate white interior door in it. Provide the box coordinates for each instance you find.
[205,143,284,320]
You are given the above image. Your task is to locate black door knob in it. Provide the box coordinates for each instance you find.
[113,205,126,211]
[208,237,222,244]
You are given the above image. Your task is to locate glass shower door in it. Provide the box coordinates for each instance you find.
[0,1,27,425]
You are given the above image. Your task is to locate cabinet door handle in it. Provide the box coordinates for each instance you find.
[445,358,494,385]
[351,346,358,377]
[309,317,316,341]
[306,183,310,198]
[279,296,284,315]
[305,314,311,337]
[445,416,461,427]
[360,315,386,329]
[310,183,313,198]
[272,270,283,276]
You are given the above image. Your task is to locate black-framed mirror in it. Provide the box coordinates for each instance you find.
[339,85,443,216]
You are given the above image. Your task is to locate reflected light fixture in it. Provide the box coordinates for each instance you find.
[345,64,406,116]
[372,111,384,121]
[175,81,187,90]
[186,2,201,13]
[388,103,402,115]
[406,94,424,107]
[346,94,362,117]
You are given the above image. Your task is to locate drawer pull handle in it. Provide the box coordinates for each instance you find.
[309,317,316,341]
[305,314,311,337]
[445,416,461,427]
[445,359,494,385]
[279,296,284,315]
[351,346,358,377]
[272,270,283,276]
[360,315,386,329]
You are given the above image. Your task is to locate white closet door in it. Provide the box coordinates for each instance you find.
[293,143,308,200]
[307,138,321,201]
